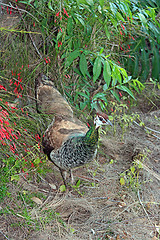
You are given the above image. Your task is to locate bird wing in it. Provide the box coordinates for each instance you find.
[43,116,88,150]
[35,74,88,154]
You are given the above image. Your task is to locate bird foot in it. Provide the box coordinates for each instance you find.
[59,168,74,187]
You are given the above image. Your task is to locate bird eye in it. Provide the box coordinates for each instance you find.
[99,116,103,121]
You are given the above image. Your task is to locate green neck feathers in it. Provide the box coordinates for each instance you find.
[84,125,99,147]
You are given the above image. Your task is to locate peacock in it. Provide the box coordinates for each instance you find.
[35,74,112,185]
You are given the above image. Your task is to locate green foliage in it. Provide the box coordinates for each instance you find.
[120,151,149,191]
[0,0,159,188]
[0,190,61,231]
[110,99,142,140]
[1,0,159,117]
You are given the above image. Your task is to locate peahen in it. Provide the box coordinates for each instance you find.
[35,74,112,185]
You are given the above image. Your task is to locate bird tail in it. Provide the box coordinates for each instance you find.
[35,73,73,118]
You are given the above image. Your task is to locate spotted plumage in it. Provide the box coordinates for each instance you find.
[50,125,99,170]
[35,74,112,185]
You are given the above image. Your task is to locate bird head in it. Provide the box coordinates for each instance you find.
[94,112,112,129]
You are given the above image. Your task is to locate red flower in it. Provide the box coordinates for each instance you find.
[56,12,60,17]
[44,58,48,64]
[121,24,125,30]
[119,92,122,97]
[87,122,90,127]
[58,41,62,47]
[63,8,69,17]
[0,85,6,91]
[30,162,35,168]
[44,57,51,64]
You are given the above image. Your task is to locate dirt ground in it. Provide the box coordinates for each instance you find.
[28,107,160,240]
[1,95,160,240]
[0,6,160,240]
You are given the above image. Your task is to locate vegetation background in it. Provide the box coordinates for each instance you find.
[0,0,160,239]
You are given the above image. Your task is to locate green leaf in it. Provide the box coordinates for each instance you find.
[116,12,125,22]
[56,31,63,40]
[130,166,135,174]
[99,0,104,7]
[119,67,128,80]
[34,158,41,164]
[138,13,147,27]
[152,46,160,80]
[93,57,102,83]
[116,85,135,99]
[67,18,73,36]
[104,24,110,39]
[66,50,80,68]
[60,185,66,192]
[109,2,117,14]
[75,14,85,26]
[76,0,86,4]
[111,66,117,86]
[110,90,120,102]
[99,48,104,54]
[11,175,20,181]
[79,53,88,77]
[77,91,90,99]
[103,84,108,91]
[76,179,81,187]
[86,0,94,5]
[103,60,111,89]
[114,65,122,84]
[48,0,54,11]
[91,101,98,111]
[80,101,88,110]
[132,55,139,78]
[129,82,140,94]
[120,177,125,186]
[93,93,107,103]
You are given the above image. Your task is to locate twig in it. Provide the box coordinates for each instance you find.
[0,2,39,22]
[133,120,160,140]
[144,125,160,135]
[135,160,160,181]
[0,230,10,240]
[137,189,155,230]
[16,6,43,59]
[0,1,43,59]
[113,201,139,220]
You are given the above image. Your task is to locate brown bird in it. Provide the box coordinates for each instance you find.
[35,74,112,185]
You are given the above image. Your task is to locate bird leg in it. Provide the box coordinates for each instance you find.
[59,168,74,187]
[69,169,74,184]
[59,168,67,187]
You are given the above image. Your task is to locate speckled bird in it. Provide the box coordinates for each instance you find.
[35,74,112,185]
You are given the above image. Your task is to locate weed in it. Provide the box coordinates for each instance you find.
[120,150,150,191]
[110,99,140,140]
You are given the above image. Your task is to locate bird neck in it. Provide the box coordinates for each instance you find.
[84,125,99,147]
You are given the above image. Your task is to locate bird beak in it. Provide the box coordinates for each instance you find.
[106,119,112,126]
